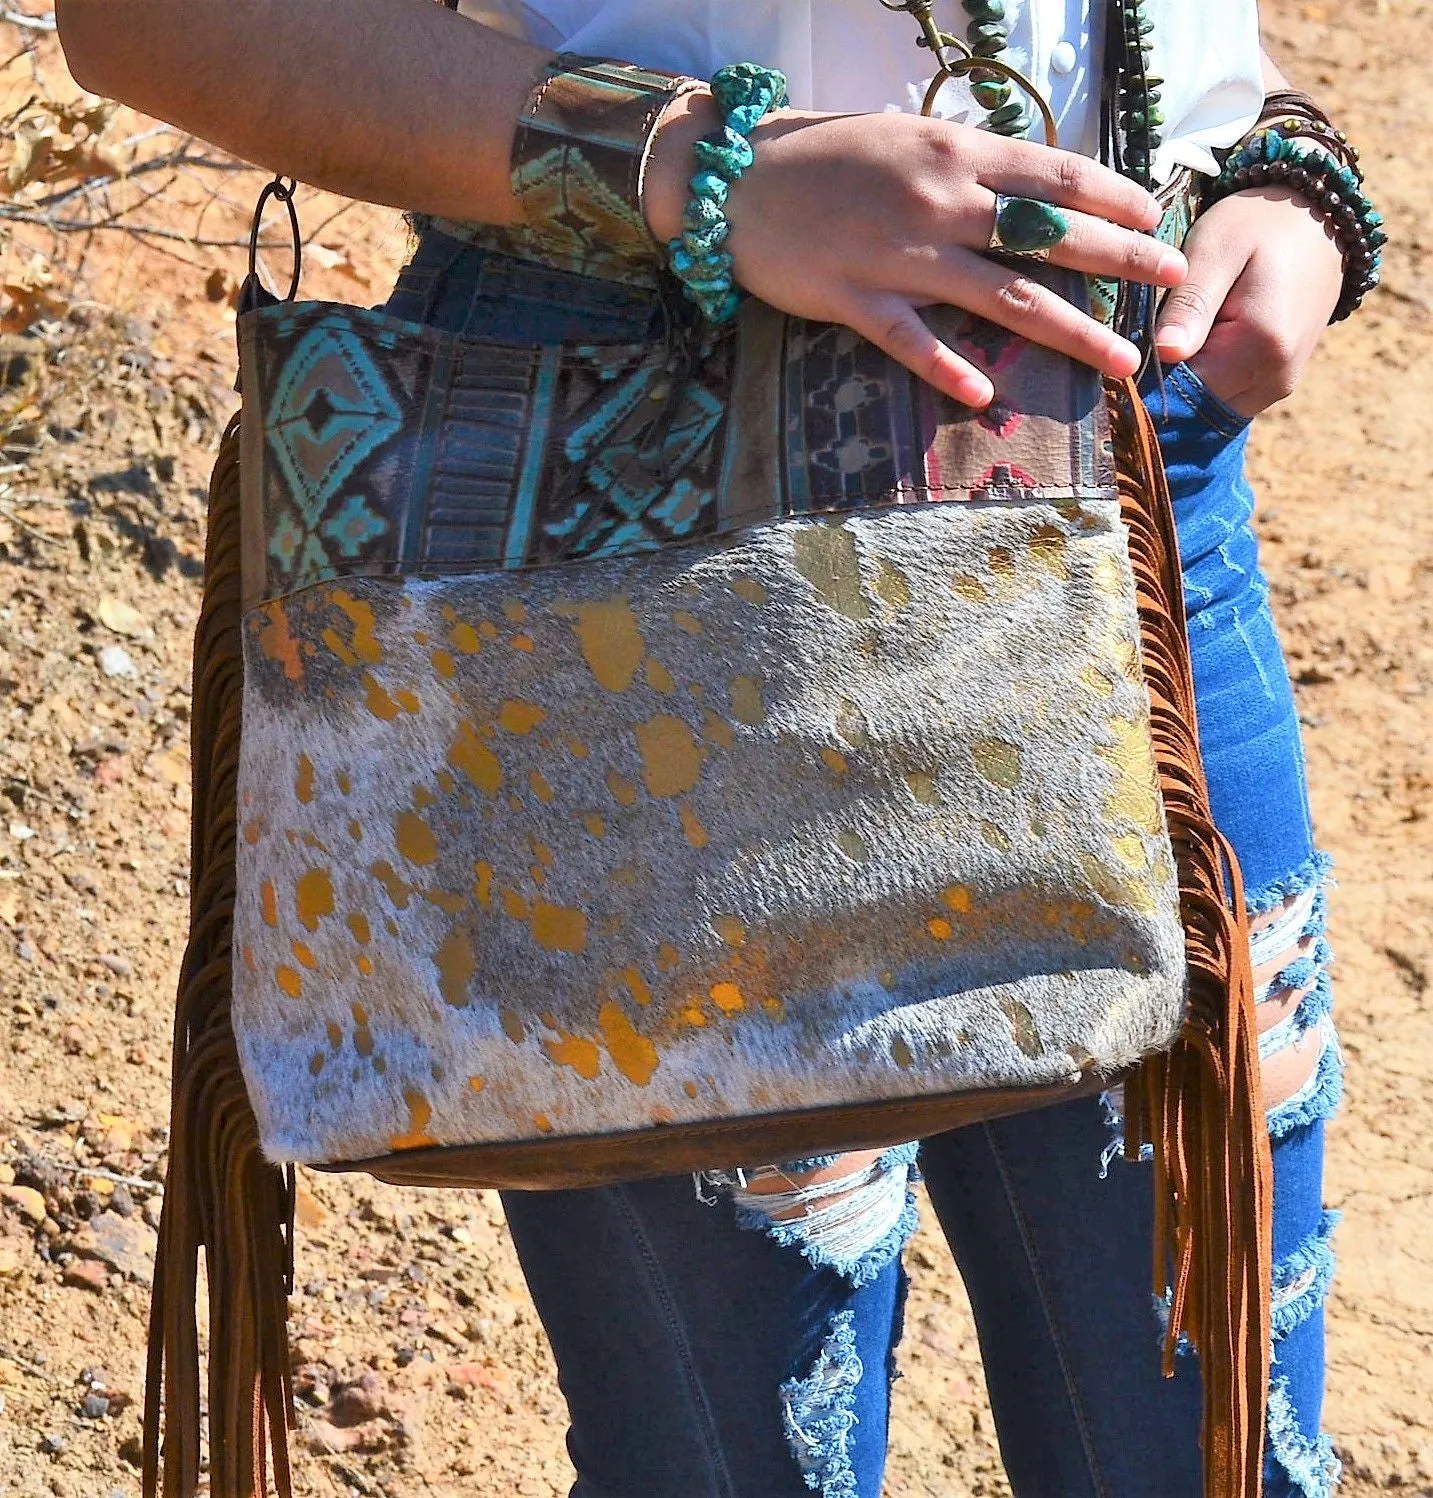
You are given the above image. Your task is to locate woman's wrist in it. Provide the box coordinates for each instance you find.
[642,88,722,243]
[1205,123,1384,323]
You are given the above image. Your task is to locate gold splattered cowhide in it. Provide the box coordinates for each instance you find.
[231,272,1187,1167]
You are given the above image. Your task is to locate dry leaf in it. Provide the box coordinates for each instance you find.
[311,242,371,288]
[203,267,235,304]
[0,254,67,332]
[96,595,148,638]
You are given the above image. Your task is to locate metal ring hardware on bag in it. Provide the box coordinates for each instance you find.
[247,172,303,304]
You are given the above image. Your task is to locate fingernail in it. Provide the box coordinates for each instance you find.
[1108,339,1141,377]
[1156,249,1187,284]
[1158,325,1188,358]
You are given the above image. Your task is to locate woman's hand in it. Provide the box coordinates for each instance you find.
[1155,185,1344,417]
[646,94,1188,408]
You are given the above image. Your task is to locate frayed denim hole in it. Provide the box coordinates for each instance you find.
[1247,852,1335,918]
[702,1149,921,1290]
[1268,1023,1344,1141]
[1259,969,1335,1062]
[1265,1377,1343,1498]
[780,1310,863,1498]
[1252,885,1322,975]
[1271,1209,1339,1345]
[1097,1085,1154,1178]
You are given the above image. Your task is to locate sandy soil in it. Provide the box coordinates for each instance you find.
[0,2,1428,1494]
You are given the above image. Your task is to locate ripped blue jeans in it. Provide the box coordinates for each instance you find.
[497,363,1342,1498]
[384,230,1341,1497]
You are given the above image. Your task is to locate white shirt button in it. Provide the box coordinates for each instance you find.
[1050,40,1078,75]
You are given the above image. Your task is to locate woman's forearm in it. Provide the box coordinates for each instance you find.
[54,0,552,224]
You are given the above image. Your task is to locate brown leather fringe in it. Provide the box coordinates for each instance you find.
[1111,376,1274,1498]
[143,415,295,1498]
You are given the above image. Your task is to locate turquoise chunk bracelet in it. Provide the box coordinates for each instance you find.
[666,63,788,324]
[1207,127,1384,322]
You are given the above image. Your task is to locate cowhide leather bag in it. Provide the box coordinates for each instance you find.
[143,223,1272,1498]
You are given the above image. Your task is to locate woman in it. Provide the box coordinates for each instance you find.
[54,1,1347,1494]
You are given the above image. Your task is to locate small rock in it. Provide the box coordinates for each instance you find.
[327,1370,387,1427]
[293,1182,329,1230]
[445,1361,502,1394]
[97,645,138,680]
[62,1258,108,1293]
[76,1209,156,1285]
[97,953,133,978]
[0,1184,46,1223]
[8,821,35,841]
[0,1242,22,1276]
[0,1163,14,1185]
[79,1391,109,1419]
[94,754,128,787]
[305,1418,387,1456]
[39,1433,65,1455]
[109,1184,136,1218]
[293,1364,331,1407]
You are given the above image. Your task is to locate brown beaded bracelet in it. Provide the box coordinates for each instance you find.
[1249,89,1363,180]
[1207,125,1384,322]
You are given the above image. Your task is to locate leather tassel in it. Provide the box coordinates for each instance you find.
[143,415,295,1498]
[1110,376,1274,1498]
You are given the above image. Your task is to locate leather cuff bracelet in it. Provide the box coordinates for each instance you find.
[510,53,703,284]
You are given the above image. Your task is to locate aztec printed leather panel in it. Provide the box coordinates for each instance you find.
[236,269,1110,613]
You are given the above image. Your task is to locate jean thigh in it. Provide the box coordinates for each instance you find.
[920,1098,1205,1498]
[501,1173,903,1498]
[1150,363,1317,901]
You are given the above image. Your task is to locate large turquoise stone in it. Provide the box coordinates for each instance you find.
[995,196,1069,253]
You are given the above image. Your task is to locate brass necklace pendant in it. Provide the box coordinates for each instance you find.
[877,0,1059,145]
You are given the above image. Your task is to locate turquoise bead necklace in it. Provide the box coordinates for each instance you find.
[929,0,1164,183]
[959,0,1032,138]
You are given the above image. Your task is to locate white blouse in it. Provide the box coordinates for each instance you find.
[470,0,1264,183]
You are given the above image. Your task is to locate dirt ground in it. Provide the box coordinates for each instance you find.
[0,2,1428,1495]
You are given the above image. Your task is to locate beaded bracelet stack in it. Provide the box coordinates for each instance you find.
[665,63,789,324]
[1207,126,1385,322]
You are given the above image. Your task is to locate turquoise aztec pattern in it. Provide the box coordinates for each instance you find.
[239,261,1108,609]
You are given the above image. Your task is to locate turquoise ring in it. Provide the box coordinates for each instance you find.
[988,194,1070,259]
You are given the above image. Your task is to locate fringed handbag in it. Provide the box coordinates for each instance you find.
[143,53,1273,1498]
